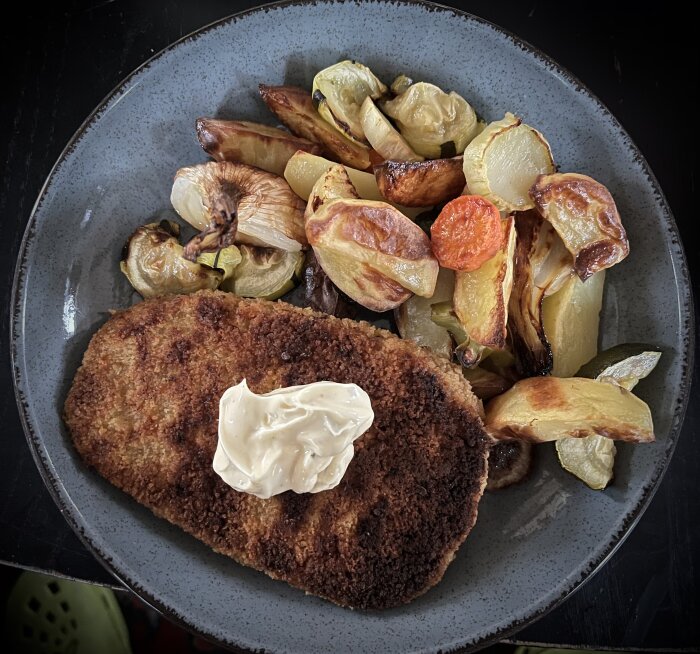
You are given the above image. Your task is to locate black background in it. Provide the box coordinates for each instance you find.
[1,1,697,650]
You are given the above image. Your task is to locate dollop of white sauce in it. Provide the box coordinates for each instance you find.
[213,379,374,499]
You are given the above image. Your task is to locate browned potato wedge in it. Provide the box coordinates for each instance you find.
[306,197,439,311]
[305,163,359,221]
[485,377,654,443]
[508,211,554,376]
[530,172,629,281]
[259,85,372,171]
[196,118,322,176]
[486,440,533,490]
[374,157,465,207]
[454,215,516,351]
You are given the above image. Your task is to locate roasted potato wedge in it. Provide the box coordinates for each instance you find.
[284,151,426,219]
[485,376,654,444]
[196,118,322,176]
[306,197,439,311]
[395,267,455,358]
[454,215,516,351]
[530,172,629,281]
[305,162,360,221]
[374,157,465,207]
[486,440,533,490]
[259,84,372,171]
[463,113,555,212]
[542,270,605,378]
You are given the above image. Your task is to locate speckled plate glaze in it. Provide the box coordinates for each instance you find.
[10,1,693,652]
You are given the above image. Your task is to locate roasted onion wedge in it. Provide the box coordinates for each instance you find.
[259,84,372,171]
[196,118,322,176]
[462,366,513,402]
[453,215,516,354]
[530,172,629,281]
[463,113,554,212]
[374,157,465,207]
[507,211,553,377]
[306,195,439,311]
[485,377,654,444]
[312,60,388,146]
[305,162,359,222]
[381,82,478,159]
[170,161,306,257]
[120,221,222,298]
[395,267,455,358]
[359,97,423,162]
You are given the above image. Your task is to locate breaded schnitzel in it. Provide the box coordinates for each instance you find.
[64,290,489,609]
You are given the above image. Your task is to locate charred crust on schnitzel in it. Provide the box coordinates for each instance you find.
[64,290,489,609]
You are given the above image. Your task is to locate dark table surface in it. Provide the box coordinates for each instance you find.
[1,1,697,651]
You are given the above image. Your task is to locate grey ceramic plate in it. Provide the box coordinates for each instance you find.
[11,1,693,652]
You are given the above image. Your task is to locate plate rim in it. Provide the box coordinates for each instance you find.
[9,1,695,652]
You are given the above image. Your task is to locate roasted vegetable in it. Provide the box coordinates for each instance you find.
[302,249,357,318]
[486,440,533,490]
[170,161,306,258]
[508,211,574,377]
[359,97,423,162]
[430,195,503,272]
[542,270,605,378]
[556,435,616,490]
[556,345,662,490]
[221,245,304,300]
[312,60,388,145]
[120,221,222,298]
[430,301,487,367]
[259,85,372,170]
[374,156,465,207]
[462,366,513,402]
[577,344,662,389]
[530,172,629,281]
[195,118,322,176]
[196,245,242,280]
[462,112,555,212]
[284,151,426,218]
[453,215,516,352]
[390,74,413,96]
[305,185,439,311]
[381,82,478,158]
[485,376,654,443]
[305,161,360,222]
[395,267,455,358]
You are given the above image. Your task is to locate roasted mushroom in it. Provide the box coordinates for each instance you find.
[259,84,372,171]
[312,60,389,145]
[530,172,629,281]
[463,113,555,212]
[195,118,323,176]
[381,82,478,159]
[120,221,222,297]
[170,161,306,259]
